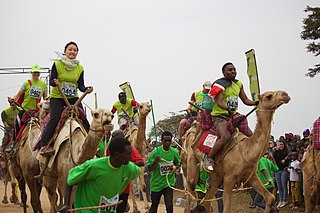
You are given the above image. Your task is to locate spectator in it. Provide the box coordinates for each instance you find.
[273,140,290,208]
[288,152,301,210]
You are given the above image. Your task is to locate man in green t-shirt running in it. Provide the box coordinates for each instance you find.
[60,137,141,213]
[147,131,180,213]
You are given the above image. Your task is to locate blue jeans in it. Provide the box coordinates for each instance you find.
[275,170,289,201]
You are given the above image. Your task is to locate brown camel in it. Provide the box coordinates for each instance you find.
[180,120,202,213]
[186,91,290,213]
[11,117,44,213]
[125,102,151,213]
[302,144,320,212]
[38,107,114,213]
[0,153,20,205]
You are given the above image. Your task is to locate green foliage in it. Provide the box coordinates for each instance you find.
[147,111,185,141]
[301,6,320,77]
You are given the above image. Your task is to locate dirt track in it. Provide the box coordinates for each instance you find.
[0,181,296,212]
[0,181,185,213]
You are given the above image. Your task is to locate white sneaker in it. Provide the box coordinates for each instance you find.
[279,201,288,208]
[276,201,282,208]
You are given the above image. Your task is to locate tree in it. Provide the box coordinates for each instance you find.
[301,6,320,78]
[147,111,185,143]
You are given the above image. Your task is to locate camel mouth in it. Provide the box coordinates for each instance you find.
[103,120,112,125]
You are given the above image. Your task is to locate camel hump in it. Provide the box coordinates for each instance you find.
[125,125,138,139]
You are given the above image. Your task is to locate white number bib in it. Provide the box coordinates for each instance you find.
[159,161,173,176]
[61,82,76,96]
[98,194,119,213]
[226,96,238,110]
[203,133,218,148]
[29,86,42,98]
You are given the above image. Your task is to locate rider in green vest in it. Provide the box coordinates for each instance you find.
[179,81,212,139]
[204,62,258,171]
[111,92,139,130]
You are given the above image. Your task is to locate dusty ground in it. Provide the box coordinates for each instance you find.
[0,181,297,212]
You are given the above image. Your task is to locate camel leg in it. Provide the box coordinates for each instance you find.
[185,155,200,213]
[25,173,43,213]
[43,176,58,213]
[221,176,236,213]
[303,177,316,213]
[202,173,220,212]
[130,180,140,213]
[2,177,9,204]
[138,170,150,211]
[8,160,20,205]
[17,174,28,213]
[248,174,275,213]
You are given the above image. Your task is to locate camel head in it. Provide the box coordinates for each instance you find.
[37,98,50,113]
[257,91,290,111]
[139,102,151,117]
[90,108,114,132]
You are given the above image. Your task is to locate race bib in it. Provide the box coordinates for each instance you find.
[98,194,119,213]
[29,85,42,98]
[159,161,173,176]
[61,82,76,96]
[203,133,218,148]
[226,96,238,110]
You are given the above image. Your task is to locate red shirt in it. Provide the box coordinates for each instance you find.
[106,144,144,193]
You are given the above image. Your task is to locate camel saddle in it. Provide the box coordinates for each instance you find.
[36,117,86,169]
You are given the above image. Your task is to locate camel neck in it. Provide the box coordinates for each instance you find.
[249,110,274,160]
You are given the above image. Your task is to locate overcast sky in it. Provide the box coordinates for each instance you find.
[0,0,319,141]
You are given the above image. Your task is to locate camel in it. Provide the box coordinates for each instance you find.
[37,98,50,127]
[125,102,151,213]
[185,91,290,213]
[10,116,44,213]
[0,153,20,205]
[302,140,320,212]
[180,120,202,213]
[38,106,114,213]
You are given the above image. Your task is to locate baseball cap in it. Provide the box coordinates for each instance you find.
[31,64,41,73]
[203,81,212,90]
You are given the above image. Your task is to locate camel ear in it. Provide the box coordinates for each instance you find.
[257,94,262,100]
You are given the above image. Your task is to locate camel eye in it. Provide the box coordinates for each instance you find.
[111,114,114,119]
[140,105,143,109]
[266,94,273,100]
[94,112,99,119]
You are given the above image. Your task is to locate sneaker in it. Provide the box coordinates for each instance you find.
[204,155,214,171]
[277,201,283,208]
[279,201,288,208]
[39,146,55,156]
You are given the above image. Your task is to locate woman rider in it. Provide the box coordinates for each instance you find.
[38,41,93,155]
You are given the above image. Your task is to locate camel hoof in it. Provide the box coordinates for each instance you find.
[2,196,9,204]
[190,205,206,213]
[10,195,19,204]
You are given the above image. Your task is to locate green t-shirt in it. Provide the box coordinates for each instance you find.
[195,166,208,193]
[67,157,141,213]
[50,60,84,99]
[257,157,279,189]
[212,80,242,116]
[21,79,47,110]
[3,106,19,126]
[146,146,180,192]
[96,140,106,157]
